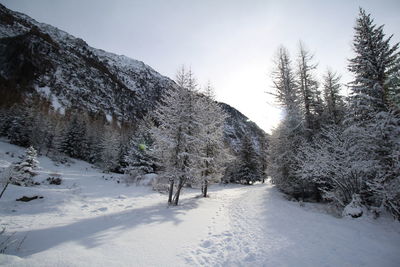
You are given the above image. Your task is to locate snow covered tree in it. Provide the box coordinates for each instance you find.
[152,67,203,205]
[60,112,88,160]
[235,136,262,185]
[322,70,346,125]
[296,126,366,208]
[296,42,322,136]
[124,116,158,181]
[268,47,307,197]
[345,8,400,218]
[348,8,399,121]
[11,146,39,186]
[197,84,229,196]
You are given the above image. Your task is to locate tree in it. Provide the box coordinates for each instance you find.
[296,42,322,135]
[124,116,158,181]
[100,126,121,172]
[0,165,14,199]
[7,106,32,147]
[322,70,346,125]
[11,146,39,186]
[345,8,400,218]
[197,84,228,196]
[268,47,306,197]
[235,136,261,185]
[60,112,88,160]
[296,126,366,208]
[348,8,399,120]
[152,67,203,205]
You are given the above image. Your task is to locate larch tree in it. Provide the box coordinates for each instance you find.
[197,83,228,197]
[268,46,306,196]
[296,42,323,136]
[152,67,203,205]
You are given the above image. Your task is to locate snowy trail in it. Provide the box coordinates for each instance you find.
[1,141,400,266]
[186,184,400,267]
[185,185,267,266]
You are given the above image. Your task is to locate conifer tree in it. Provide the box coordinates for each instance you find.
[236,136,261,185]
[322,70,346,125]
[197,84,228,196]
[125,116,157,180]
[60,112,88,160]
[346,8,400,217]
[296,42,321,135]
[11,146,39,186]
[152,67,203,205]
[268,47,306,196]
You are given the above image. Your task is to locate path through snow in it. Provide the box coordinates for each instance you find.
[1,141,400,266]
[185,184,400,267]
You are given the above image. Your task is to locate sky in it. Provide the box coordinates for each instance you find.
[1,0,400,133]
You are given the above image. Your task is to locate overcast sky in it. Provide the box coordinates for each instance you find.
[2,0,400,133]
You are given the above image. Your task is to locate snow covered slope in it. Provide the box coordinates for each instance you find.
[0,3,267,154]
[1,140,399,266]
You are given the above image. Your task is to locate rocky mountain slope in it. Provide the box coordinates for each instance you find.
[0,4,267,154]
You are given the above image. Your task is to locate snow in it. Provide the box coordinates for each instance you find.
[50,96,64,115]
[1,140,400,266]
[35,86,51,97]
[105,114,112,123]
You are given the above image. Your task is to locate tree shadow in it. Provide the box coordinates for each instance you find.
[3,196,200,257]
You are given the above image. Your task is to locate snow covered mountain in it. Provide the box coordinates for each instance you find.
[0,4,267,153]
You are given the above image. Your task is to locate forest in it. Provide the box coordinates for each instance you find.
[0,9,399,218]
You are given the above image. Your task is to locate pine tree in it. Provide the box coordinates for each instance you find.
[235,136,261,185]
[348,8,399,121]
[8,106,32,147]
[346,8,400,218]
[11,146,39,186]
[124,116,158,180]
[322,70,346,125]
[60,112,88,160]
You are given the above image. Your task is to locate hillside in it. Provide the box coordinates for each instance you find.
[0,4,268,155]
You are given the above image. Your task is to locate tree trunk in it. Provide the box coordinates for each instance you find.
[0,181,9,199]
[168,178,174,205]
[173,177,185,205]
[203,179,208,197]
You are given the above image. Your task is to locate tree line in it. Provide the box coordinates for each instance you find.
[268,9,400,219]
[0,67,267,205]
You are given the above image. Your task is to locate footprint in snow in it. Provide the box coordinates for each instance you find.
[200,240,213,248]
[97,207,108,212]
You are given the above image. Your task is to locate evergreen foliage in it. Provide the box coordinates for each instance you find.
[269,8,400,219]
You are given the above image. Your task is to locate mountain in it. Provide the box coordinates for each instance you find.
[0,4,267,155]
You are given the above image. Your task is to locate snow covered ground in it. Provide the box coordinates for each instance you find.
[1,140,400,267]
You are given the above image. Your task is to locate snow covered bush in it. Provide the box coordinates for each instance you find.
[297,126,366,208]
[342,194,364,218]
